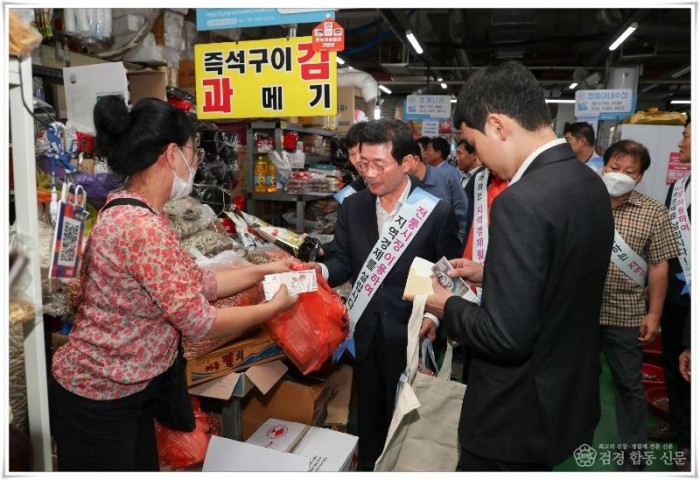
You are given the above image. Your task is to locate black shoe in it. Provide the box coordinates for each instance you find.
[648,422,678,441]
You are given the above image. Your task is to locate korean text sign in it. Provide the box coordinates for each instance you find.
[195,37,337,119]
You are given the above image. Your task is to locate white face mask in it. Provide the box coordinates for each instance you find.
[603,171,638,197]
[169,148,196,200]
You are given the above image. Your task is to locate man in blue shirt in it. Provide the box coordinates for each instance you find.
[404,141,469,244]
[425,136,463,184]
[564,122,604,175]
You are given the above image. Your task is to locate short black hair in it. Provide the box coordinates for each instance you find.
[430,136,450,159]
[94,96,195,178]
[408,141,422,159]
[564,121,595,146]
[345,121,367,149]
[416,136,431,149]
[453,61,551,133]
[359,118,414,165]
[457,139,475,154]
[603,139,651,173]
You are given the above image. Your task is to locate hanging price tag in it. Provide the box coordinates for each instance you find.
[312,17,345,52]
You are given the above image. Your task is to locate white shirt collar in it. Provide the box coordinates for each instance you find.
[509,138,566,186]
[376,176,411,233]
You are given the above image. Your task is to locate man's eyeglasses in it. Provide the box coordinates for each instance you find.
[182,145,206,164]
[357,159,397,174]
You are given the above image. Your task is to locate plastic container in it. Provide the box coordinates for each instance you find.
[253,155,267,193]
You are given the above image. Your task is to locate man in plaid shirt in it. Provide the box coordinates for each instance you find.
[598,139,680,471]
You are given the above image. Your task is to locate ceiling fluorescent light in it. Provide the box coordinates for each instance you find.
[406,30,424,55]
[450,98,457,104]
[671,66,691,79]
[378,85,392,95]
[670,100,691,105]
[609,22,638,51]
[545,99,576,104]
[336,56,346,65]
[569,82,578,90]
[440,82,448,89]
[437,77,443,82]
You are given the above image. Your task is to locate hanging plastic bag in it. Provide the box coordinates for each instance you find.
[48,182,88,282]
[265,265,348,375]
[155,396,220,470]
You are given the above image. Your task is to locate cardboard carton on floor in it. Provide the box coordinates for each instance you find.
[185,329,284,387]
[240,373,336,440]
[188,359,288,400]
[203,418,358,472]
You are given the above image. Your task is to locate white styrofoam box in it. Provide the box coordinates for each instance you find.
[112,13,144,35]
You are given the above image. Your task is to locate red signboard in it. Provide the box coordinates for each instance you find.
[312,18,345,52]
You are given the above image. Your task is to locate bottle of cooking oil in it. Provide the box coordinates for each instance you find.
[266,156,277,192]
[253,154,267,193]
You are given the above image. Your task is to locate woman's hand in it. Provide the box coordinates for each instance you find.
[262,258,297,275]
[270,284,299,313]
[448,258,484,284]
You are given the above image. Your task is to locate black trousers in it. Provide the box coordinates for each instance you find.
[49,375,159,471]
[458,447,551,471]
[660,300,691,449]
[353,320,406,472]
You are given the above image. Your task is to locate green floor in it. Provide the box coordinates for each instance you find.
[347,354,682,471]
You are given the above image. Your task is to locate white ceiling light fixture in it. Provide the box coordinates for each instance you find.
[378,85,392,95]
[336,56,346,65]
[670,99,691,105]
[450,98,457,104]
[406,30,424,55]
[374,105,382,120]
[569,82,578,90]
[440,82,448,90]
[545,99,576,104]
[437,77,443,82]
[608,22,638,51]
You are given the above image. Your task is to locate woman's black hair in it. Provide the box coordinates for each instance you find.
[94,96,195,177]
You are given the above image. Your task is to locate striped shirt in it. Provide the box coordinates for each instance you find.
[599,191,680,327]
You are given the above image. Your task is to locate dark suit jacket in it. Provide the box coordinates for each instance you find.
[443,142,614,466]
[324,175,462,361]
[664,175,691,307]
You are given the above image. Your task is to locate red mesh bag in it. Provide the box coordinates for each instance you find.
[155,396,221,470]
[265,266,348,375]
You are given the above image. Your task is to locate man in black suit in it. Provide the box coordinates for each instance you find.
[418,62,614,470]
[317,118,462,470]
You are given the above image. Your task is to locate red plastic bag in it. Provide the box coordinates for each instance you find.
[155,396,221,470]
[265,266,348,375]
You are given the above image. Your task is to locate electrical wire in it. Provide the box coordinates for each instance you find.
[17,61,54,129]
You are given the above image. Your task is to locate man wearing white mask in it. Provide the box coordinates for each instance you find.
[598,139,680,471]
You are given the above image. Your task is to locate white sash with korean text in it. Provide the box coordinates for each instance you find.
[471,169,489,299]
[669,175,691,291]
[611,229,648,287]
[335,188,439,359]
[333,185,357,204]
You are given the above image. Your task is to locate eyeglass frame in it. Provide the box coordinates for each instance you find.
[181,145,206,165]
[357,158,398,174]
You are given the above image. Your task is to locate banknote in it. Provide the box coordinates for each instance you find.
[263,269,318,300]
[431,256,472,298]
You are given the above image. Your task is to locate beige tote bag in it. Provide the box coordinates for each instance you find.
[374,295,467,472]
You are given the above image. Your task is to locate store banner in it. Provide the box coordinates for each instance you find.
[420,119,439,137]
[196,9,335,31]
[194,37,337,119]
[403,95,451,120]
[666,151,691,184]
[575,89,634,120]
